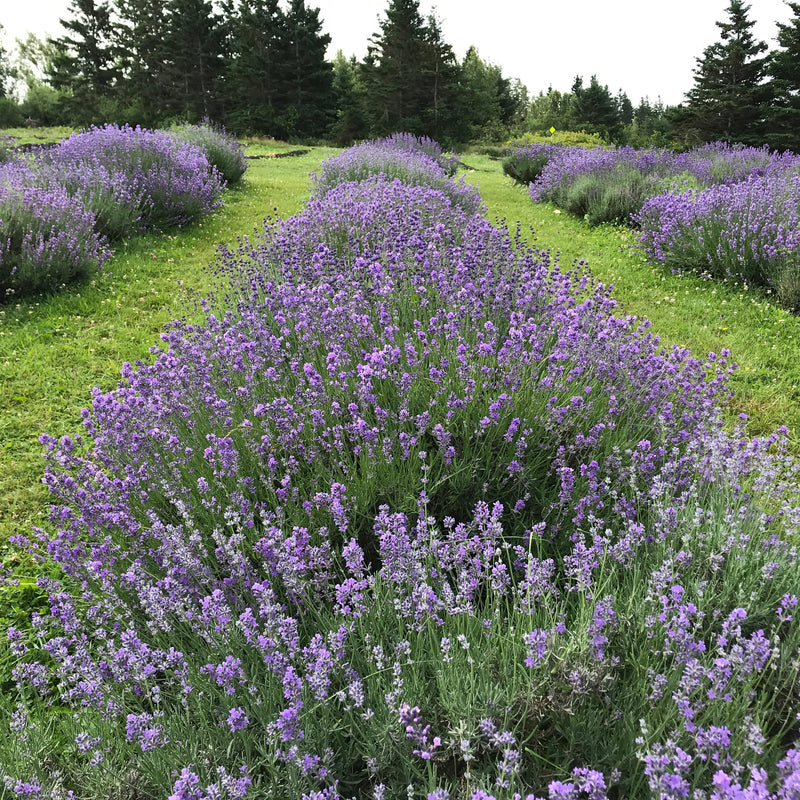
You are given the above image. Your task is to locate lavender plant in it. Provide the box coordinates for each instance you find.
[37,124,225,240]
[0,179,110,297]
[168,122,248,186]
[502,144,562,186]
[635,169,800,306]
[3,138,800,800]
[310,135,476,212]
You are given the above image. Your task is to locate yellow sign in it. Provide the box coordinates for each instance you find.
[549,127,556,134]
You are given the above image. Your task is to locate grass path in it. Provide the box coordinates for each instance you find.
[2,145,799,559]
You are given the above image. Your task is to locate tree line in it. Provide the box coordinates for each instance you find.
[0,0,798,151]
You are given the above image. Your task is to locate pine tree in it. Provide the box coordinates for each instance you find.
[223,0,287,134]
[680,0,770,145]
[114,0,172,124]
[48,0,120,122]
[0,25,11,99]
[419,11,461,143]
[766,1,800,151]
[568,75,621,140]
[282,0,335,138]
[361,0,431,135]
[161,0,224,120]
[330,50,369,144]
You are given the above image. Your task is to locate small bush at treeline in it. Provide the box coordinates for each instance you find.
[3,135,800,799]
[0,123,241,300]
[502,143,561,186]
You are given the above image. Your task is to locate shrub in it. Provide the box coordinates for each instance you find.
[169,122,247,186]
[635,169,800,290]
[502,143,561,186]
[38,124,225,239]
[0,181,110,297]
[310,135,476,211]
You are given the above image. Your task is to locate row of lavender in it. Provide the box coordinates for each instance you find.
[0,123,246,299]
[3,135,800,799]
[506,142,800,308]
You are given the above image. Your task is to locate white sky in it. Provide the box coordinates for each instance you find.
[0,0,793,106]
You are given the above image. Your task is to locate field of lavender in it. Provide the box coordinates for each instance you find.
[0,123,246,298]
[504,143,800,310]
[2,133,800,800]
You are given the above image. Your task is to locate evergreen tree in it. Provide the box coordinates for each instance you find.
[679,0,770,145]
[223,0,287,134]
[459,46,523,141]
[330,49,369,144]
[616,89,634,126]
[568,75,621,140]
[282,0,335,138]
[48,0,120,122]
[114,0,171,123]
[161,0,224,120]
[766,1,800,151]
[0,25,11,99]
[361,0,432,135]
[419,11,461,142]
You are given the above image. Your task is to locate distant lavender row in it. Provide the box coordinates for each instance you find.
[0,123,244,299]
[3,136,800,799]
[515,142,800,227]
[636,168,800,308]
[311,133,474,211]
[512,141,800,307]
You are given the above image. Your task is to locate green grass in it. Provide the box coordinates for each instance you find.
[1,126,76,145]
[2,143,800,562]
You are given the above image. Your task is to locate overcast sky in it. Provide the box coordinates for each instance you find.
[1,0,794,106]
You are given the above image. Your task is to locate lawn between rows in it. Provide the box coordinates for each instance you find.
[1,144,799,564]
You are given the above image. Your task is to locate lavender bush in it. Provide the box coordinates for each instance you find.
[168,122,247,186]
[36,124,225,240]
[310,135,476,212]
[0,179,110,297]
[502,143,562,186]
[3,138,800,799]
[0,124,231,298]
[635,169,800,307]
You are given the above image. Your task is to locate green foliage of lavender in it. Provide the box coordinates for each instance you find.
[168,122,248,186]
[3,138,800,800]
[0,123,242,300]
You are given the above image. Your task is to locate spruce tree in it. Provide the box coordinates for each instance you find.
[568,75,621,140]
[419,11,462,143]
[161,0,224,120]
[48,0,120,122]
[680,0,770,145]
[282,0,335,138]
[223,0,287,134]
[361,0,431,135]
[114,0,171,124]
[0,25,11,99]
[330,50,370,144]
[766,1,800,151]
